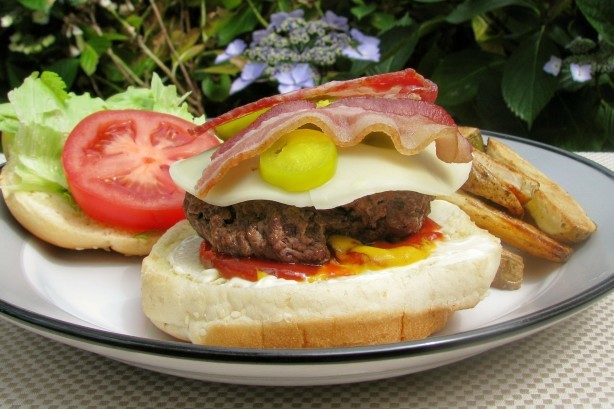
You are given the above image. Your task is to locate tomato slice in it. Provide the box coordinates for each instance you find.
[62,110,219,231]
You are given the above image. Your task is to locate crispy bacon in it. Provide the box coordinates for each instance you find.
[194,98,472,198]
[189,69,437,138]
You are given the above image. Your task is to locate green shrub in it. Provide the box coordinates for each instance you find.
[1,0,612,150]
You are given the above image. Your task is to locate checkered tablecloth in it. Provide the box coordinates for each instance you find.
[0,152,612,409]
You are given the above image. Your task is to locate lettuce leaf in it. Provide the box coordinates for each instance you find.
[0,71,204,194]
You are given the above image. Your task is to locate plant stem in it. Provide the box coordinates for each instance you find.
[88,9,145,87]
[246,0,268,27]
[148,0,203,115]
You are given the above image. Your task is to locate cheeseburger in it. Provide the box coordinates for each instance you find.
[141,69,502,348]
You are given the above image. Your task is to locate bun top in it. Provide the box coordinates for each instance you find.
[1,163,161,256]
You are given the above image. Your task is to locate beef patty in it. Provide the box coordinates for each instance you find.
[184,191,434,265]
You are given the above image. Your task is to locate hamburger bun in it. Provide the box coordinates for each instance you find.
[1,162,162,256]
[141,199,502,348]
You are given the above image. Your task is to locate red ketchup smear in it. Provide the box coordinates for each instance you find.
[199,218,443,282]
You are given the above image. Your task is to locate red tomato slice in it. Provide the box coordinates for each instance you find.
[62,110,219,231]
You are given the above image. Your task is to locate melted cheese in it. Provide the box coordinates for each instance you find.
[170,142,471,209]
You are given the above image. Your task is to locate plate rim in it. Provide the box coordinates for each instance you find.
[1,131,613,364]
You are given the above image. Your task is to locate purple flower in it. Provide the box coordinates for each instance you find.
[251,29,269,46]
[342,29,380,62]
[543,55,562,76]
[215,39,246,64]
[275,64,315,93]
[270,9,304,29]
[570,63,592,83]
[230,62,266,94]
[321,11,349,31]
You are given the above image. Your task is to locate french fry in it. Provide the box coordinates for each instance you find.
[458,126,485,152]
[486,139,597,244]
[491,248,524,290]
[440,191,573,262]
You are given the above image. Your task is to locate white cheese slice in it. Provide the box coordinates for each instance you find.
[170,142,471,209]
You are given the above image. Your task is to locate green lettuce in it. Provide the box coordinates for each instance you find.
[0,71,204,194]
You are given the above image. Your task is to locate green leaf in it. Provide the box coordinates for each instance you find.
[217,7,258,45]
[1,72,105,192]
[86,35,112,54]
[79,44,99,76]
[475,70,528,136]
[351,25,419,76]
[18,0,53,11]
[101,32,130,42]
[125,15,144,30]
[446,0,539,24]
[39,71,69,103]
[351,3,377,20]
[370,13,397,31]
[576,0,614,44]
[202,74,231,102]
[597,102,614,147]
[105,73,201,123]
[431,49,504,106]
[531,89,606,150]
[45,58,81,89]
[173,44,205,72]
[200,65,242,75]
[501,30,559,127]
[221,0,242,10]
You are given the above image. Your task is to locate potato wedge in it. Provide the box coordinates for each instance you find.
[458,126,485,152]
[491,248,524,290]
[472,150,539,205]
[440,192,573,262]
[462,151,525,216]
[486,139,596,243]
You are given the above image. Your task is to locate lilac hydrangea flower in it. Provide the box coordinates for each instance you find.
[321,11,349,31]
[251,29,269,46]
[543,55,562,76]
[230,62,266,94]
[215,39,246,64]
[275,64,315,93]
[570,63,592,82]
[270,9,304,29]
[342,29,380,62]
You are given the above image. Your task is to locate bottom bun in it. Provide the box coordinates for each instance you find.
[141,200,502,348]
[1,163,162,256]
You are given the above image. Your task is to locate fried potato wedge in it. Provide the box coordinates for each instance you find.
[486,139,596,243]
[440,192,573,262]
[491,248,524,290]
[462,150,526,216]
[473,150,539,205]
[458,126,485,152]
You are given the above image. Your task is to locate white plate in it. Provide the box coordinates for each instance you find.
[0,133,612,386]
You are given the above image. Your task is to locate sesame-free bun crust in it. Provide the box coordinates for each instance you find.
[1,163,162,256]
[141,200,502,348]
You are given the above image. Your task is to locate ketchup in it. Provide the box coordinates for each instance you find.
[199,218,443,282]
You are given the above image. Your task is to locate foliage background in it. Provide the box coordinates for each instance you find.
[1,0,612,151]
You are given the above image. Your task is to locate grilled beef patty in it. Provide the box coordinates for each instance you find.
[184,191,434,265]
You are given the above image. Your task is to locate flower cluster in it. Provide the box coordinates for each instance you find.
[216,10,380,94]
[543,55,593,83]
[542,36,613,83]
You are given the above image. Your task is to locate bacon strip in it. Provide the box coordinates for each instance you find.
[195,98,472,198]
[190,69,437,138]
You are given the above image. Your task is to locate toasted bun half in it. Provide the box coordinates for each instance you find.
[141,200,502,348]
[1,163,162,256]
